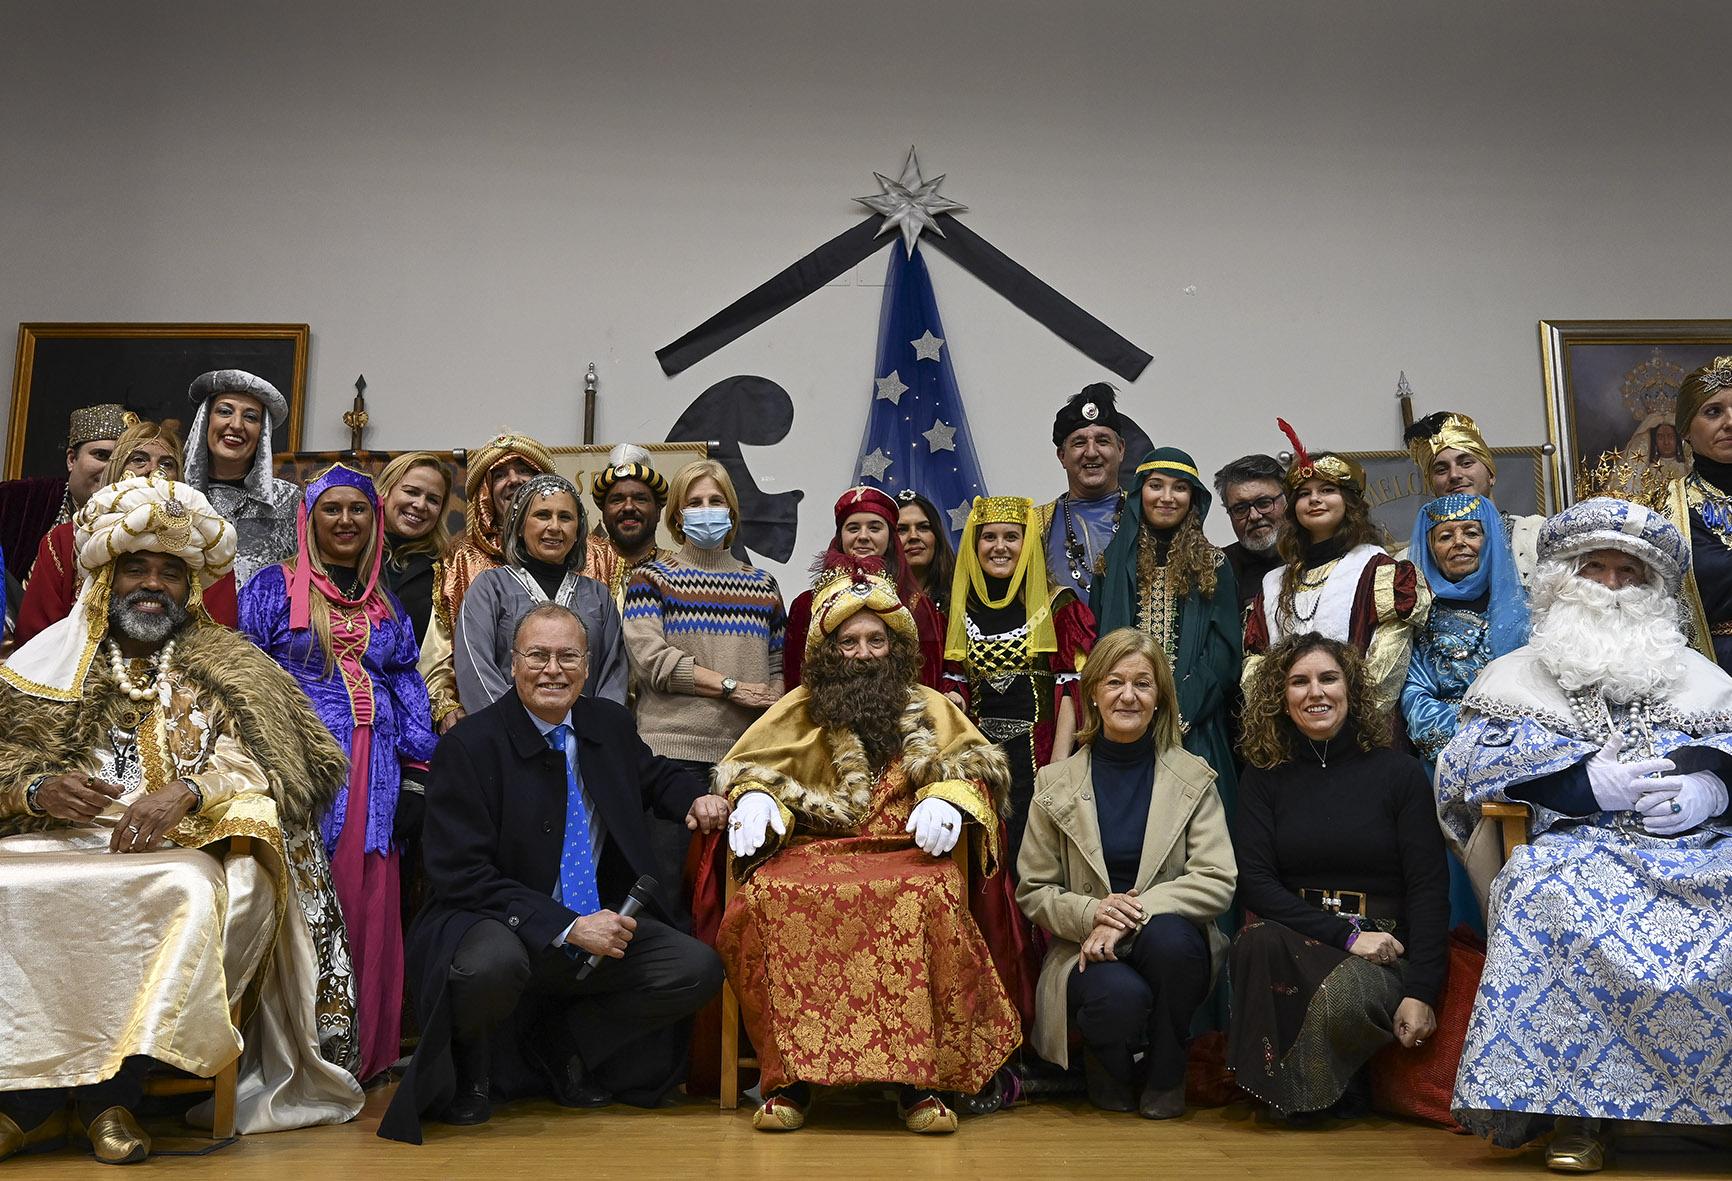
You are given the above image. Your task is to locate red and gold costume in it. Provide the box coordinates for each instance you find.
[435,433,556,646]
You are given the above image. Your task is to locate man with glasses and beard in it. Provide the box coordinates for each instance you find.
[1439,498,1732,1172]
[584,444,673,614]
[0,476,363,1165]
[1213,454,1288,612]
[715,562,1019,1134]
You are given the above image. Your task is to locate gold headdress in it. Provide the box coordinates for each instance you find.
[944,495,1057,660]
[804,562,919,661]
[1405,411,1496,480]
[1277,419,1366,493]
[1676,355,1732,434]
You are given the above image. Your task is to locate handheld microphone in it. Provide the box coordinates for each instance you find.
[574,874,659,980]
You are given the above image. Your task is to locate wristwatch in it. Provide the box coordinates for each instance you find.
[720,677,739,699]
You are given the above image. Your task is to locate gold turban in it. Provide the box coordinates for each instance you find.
[1675,356,1732,435]
[463,431,558,542]
[804,566,919,661]
[1406,412,1496,480]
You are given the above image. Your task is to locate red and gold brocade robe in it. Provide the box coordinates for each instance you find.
[712,685,1021,1093]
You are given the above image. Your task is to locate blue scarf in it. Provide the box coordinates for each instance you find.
[1410,493,1529,658]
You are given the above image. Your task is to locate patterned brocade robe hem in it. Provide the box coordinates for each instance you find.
[1436,646,1732,1145]
[711,684,1021,1093]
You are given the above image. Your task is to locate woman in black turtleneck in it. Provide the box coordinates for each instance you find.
[453,473,628,709]
[1093,447,1242,826]
[377,451,466,731]
[1016,628,1237,1119]
[1229,632,1449,1122]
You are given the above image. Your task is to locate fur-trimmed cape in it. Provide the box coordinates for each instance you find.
[0,620,348,831]
[712,683,1011,832]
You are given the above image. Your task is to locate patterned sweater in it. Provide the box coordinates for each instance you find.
[622,542,786,764]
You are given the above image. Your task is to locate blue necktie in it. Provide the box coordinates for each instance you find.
[549,724,602,916]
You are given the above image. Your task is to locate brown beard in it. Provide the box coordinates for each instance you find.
[805,631,920,772]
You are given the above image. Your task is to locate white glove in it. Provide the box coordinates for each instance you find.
[906,797,963,857]
[1585,730,1674,812]
[1635,771,1729,836]
[727,791,785,858]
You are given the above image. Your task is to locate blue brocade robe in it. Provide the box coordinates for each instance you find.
[1437,647,1732,1145]
[239,564,438,855]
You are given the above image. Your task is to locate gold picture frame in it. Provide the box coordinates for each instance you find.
[6,322,309,479]
[1540,319,1732,504]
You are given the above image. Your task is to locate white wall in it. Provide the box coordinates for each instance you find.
[4,0,1730,577]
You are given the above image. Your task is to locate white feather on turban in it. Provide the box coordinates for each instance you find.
[3,475,237,701]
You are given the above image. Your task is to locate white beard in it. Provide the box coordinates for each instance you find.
[1527,559,1689,703]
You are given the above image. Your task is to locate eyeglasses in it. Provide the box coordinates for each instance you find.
[514,649,589,670]
[1225,494,1284,521]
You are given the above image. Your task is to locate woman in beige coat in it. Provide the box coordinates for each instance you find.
[1016,627,1238,1119]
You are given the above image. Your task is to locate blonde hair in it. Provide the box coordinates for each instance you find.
[664,459,741,549]
[299,486,389,677]
[376,451,454,559]
[1077,627,1182,750]
[101,420,184,485]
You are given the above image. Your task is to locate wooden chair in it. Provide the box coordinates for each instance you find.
[138,834,254,1140]
[1481,801,1533,864]
[717,839,969,1110]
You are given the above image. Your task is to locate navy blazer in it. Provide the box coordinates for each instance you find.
[419,686,705,951]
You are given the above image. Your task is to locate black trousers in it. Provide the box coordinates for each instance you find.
[1067,913,1211,1088]
[447,912,722,1100]
[0,1056,151,1128]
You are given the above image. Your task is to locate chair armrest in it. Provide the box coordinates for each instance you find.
[1481,801,1532,863]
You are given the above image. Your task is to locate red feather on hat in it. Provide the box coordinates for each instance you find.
[1276,418,1312,471]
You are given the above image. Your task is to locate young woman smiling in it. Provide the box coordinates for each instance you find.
[239,463,437,1082]
[377,452,463,732]
[180,370,301,588]
[1228,633,1448,1122]
[1242,421,1429,715]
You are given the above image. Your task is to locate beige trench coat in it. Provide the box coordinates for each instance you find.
[1015,744,1238,1067]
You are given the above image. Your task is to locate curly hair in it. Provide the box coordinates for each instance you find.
[1137,509,1219,600]
[1238,632,1390,769]
[1272,470,1387,630]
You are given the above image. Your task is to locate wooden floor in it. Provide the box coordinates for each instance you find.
[12,1084,1731,1177]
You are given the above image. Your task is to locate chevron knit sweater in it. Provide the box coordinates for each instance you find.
[622,541,787,764]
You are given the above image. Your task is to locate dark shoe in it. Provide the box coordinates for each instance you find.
[1327,1069,1372,1119]
[524,1036,612,1108]
[440,1078,492,1126]
[1082,1049,1135,1113]
[1,1109,68,1162]
[1138,1079,1186,1120]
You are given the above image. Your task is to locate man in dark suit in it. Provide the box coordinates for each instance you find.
[380,602,729,1143]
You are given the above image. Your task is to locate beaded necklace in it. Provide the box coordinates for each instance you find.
[1062,490,1125,591]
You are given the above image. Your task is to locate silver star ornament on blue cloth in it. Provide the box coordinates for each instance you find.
[855,147,969,256]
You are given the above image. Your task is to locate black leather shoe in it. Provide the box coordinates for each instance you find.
[1138,1080,1186,1120]
[524,1035,612,1108]
[440,1078,492,1126]
[1082,1049,1135,1113]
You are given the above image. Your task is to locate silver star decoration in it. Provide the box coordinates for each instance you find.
[855,146,969,257]
[947,500,973,532]
[859,448,893,481]
[910,330,945,362]
[875,370,909,404]
[922,418,957,453]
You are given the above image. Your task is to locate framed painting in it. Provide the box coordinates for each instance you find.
[1339,446,1554,546]
[1540,319,1732,503]
[6,322,308,479]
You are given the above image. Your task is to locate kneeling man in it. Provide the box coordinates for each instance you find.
[381,602,726,1143]
[718,566,1020,1134]
[1,476,362,1165]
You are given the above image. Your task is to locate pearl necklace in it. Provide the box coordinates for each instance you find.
[108,639,174,710]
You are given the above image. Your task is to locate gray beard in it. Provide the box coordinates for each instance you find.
[1240,530,1279,554]
[108,592,191,645]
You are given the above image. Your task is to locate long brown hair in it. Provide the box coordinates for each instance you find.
[1077,627,1183,750]
[1273,470,1385,629]
[1137,509,1219,600]
[1238,632,1389,769]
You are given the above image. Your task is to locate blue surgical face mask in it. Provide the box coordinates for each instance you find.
[682,506,732,549]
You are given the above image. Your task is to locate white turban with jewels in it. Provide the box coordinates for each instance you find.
[74,474,237,581]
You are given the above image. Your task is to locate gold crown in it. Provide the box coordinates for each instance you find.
[972,495,1032,525]
[1621,347,1687,421]
[1574,448,1671,510]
